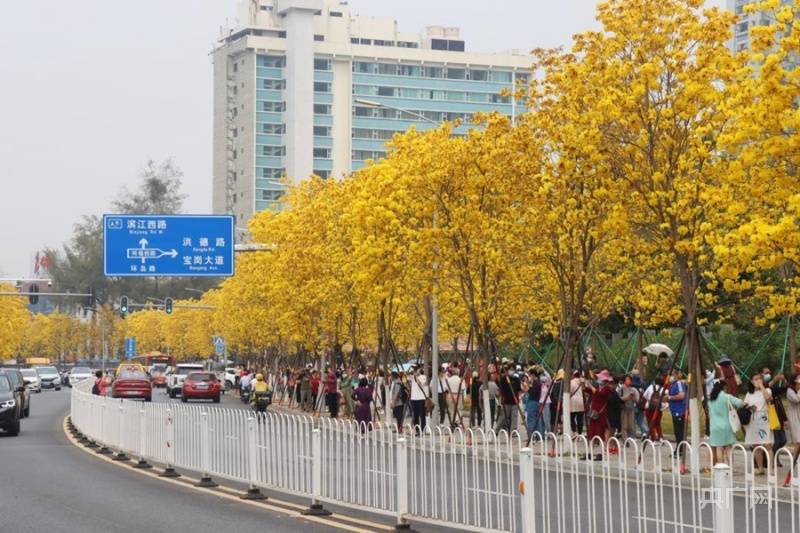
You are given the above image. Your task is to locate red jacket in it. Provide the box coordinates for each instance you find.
[310,377,320,396]
[324,372,337,394]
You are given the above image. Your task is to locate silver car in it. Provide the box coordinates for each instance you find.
[20,368,41,393]
[67,366,93,388]
[34,366,62,391]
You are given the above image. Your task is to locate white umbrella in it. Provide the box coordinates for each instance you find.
[643,343,674,357]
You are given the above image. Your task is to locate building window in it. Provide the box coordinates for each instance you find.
[259,190,283,201]
[313,147,331,158]
[491,71,513,83]
[260,5,271,10]
[431,38,448,50]
[469,69,488,81]
[314,81,331,92]
[448,40,465,52]
[313,125,331,136]
[263,79,285,90]
[352,150,385,160]
[359,38,372,45]
[314,34,325,42]
[314,169,331,178]
[351,37,359,44]
[262,101,286,112]
[278,31,286,38]
[260,167,284,179]
[330,11,343,17]
[262,123,285,134]
[233,62,238,73]
[262,146,286,156]
[260,55,285,68]
[352,128,398,140]
[398,64,421,77]
[377,86,395,96]
[313,103,331,115]
[378,63,397,75]
[314,58,331,71]
[446,68,466,80]
[424,66,443,78]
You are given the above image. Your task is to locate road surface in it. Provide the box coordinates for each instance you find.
[0,389,378,533]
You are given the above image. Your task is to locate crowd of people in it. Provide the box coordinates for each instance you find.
[232,349,800,478]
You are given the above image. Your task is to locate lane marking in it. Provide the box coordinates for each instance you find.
[62,417,383,533]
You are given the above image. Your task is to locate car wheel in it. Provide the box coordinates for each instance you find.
[6,419,20,436]
[145,396,152,402]
[181,395,188,403]
[213,395,221,404]
[168,388,176,399]
[56,387,61,391]
[23,405,30,418]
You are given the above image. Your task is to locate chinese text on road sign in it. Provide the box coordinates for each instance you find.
[103,215,234,277]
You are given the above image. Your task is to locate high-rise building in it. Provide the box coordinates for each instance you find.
[727,0,792,53]
[212,0,531,225]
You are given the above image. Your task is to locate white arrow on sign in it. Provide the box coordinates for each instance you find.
[126,238,178,263]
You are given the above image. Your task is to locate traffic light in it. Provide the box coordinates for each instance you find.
[28,284,39,305]
[85,287,95,308]
[164,297,173,315]
[120,296,129,317]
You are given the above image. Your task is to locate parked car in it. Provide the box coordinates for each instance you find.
[166,363,205,398]
[34,366,62,391]
[0,374,21,436]
[224,367,237,390]
[150,363,169,388]
[111,365,152,401]
[182,372,221,403]
[20,368,41,393]
[67,366,93,387]
[0,369,29,418]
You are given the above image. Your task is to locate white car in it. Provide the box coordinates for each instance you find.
[20,368,42,393]
[224,367,237,390]
[166,364,205,398]
[34,366,62,391]
[68,366,93,387]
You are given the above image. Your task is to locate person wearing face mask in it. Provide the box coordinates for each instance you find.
[744,374,774,475]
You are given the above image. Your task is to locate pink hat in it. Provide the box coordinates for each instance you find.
[596,370,613,382]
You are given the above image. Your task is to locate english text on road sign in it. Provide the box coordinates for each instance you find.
[103,215,235,277]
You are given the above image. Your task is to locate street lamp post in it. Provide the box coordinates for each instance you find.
[353,98,442,427]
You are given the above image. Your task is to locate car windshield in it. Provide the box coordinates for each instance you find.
[0,376,10,392]
[118,370,148,380]
[177,367,203,375]
[38,366,58,374]
[71,367,91,374]
[21,369,38,378]
[187,373,215,382]
[151,364,167,372]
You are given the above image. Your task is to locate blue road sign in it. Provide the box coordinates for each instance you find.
[103,215,234,277]
[213,336,226,357]
[125,337,136,360]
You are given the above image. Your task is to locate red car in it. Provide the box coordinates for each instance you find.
[111,366,152,401]
[182,372,221,403]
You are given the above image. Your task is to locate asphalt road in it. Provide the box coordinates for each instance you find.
[0,389,364,533]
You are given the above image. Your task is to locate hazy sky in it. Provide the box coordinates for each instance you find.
[0,0,725,276]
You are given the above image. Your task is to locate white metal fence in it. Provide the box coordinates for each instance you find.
[70,383,797,533]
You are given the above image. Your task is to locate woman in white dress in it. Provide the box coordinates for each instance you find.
[784,376,800,457]
[744,374,774,475]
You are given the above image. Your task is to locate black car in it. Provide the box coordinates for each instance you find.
[0,369,30,418]
[0,374,21,436]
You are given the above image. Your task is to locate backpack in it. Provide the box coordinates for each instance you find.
[91,380,100,395]
[647,387,662,411]
[399,383,409,403]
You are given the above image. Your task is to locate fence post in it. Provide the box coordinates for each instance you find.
[196,410,218,487]
[159,407,180,478]
[385,382,392,430]
[482,389,492,433]
[113,402,130,461]
[303,427,331,515]
[713,463,734,533]
[241,415,266,499]
[395,436,410,529]
[519,447,536,533]
[97,397,113,455]
[133,406,152,469]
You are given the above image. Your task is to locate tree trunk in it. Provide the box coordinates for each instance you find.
[789,315,797,368]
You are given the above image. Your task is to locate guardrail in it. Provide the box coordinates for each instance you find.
[70,383,797,533]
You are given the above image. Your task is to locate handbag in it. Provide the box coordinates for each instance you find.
[737,406,751,426]
[727,397,741,434]
[767,402,781,431]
